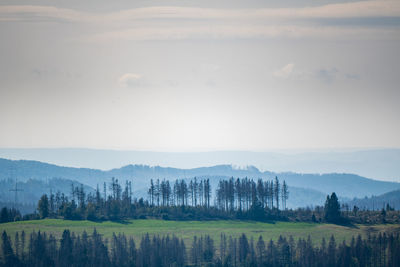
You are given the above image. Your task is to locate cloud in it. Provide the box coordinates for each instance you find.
[272,63,360,83]
[273,64,360,83]
[273,63,295,78]
[1,1,399,23]
[316,68,339,83]
[1,1,400,40]
[316,68,361,83]
[345,73,360,80]
[0,5,91,22]
[112,0,400,20]
[31,68,82,80]
[118,73,143,88]
[89,25,400,42]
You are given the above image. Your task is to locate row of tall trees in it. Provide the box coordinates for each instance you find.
[34,176,290,221]
[148,178,211,208]
[0,229,185,267]
[35,178,136,221]
[24,177,400,224]
[215,177,289,211]
[2,229,399,267]
[21,176,400,224]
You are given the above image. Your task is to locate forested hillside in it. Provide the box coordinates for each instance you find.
[1,158,399,202]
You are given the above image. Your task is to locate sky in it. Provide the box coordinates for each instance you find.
[1,0,400,152]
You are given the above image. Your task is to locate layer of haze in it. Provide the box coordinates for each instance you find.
[1,0,400,152]
[2,148,400,182]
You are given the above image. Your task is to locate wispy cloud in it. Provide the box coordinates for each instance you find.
[273,63,295,78]
[1,0,399,40]
[0,5,91,22]
[2,1,399,22]
[118,73,143,88]
[316,68,339,83]
[106,0,400,21]
[86,25,400,42]
[272,64,360,83]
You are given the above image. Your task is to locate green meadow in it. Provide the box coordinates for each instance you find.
[1,219,399,246]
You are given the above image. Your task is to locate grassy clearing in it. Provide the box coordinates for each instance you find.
[1,219,399,246]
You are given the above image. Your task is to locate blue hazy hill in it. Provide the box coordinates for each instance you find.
[0,148,399,182]
[1,158,399,201]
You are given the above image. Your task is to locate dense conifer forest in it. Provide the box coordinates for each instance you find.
[2,177,291,222]
[1,228,399,267]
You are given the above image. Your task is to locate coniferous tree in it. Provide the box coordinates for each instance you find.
[274,177,280,210]
[1,231,19,266]
[324,193,341,224]
[282,180,289,210]
[256,236,266,266]
[238,233,249,263]
[155,179,160,207]
[58,230,73,267]
[327,235,336,267]
[38,194,49,219]
[148,179,155,206]
[0,207,10,223]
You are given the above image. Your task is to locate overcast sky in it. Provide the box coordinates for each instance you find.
[1,0,400,152]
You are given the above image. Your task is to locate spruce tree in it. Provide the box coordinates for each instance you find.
[324,192,341,223]
[38,194,49,219]
[1,231,18,266]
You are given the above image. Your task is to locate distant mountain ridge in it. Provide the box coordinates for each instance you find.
[1,148,399,182]
[1,158,399,201]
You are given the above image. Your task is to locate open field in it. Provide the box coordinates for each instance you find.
[2,219,400,246]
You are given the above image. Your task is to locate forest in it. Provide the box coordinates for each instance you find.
[1,177,400,266]
[2,177,291,222]
[1,228,399,267]
[1,176,400,225]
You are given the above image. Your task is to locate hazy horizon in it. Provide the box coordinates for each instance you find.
[1,147,399,182]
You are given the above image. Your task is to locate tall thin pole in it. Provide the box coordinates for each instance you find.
[10,178,23,208]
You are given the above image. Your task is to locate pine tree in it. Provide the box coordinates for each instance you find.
[324,192,341,223]
[0,207,9,223]
[59,230,73,267]
[256,236,266,266]
[282,180,289,210]
[327,235,336,267]
[38,194,49,219]
[274,177,280,210]
[239,233,249,263]
[148,179,155,206]
[2,231,18,266]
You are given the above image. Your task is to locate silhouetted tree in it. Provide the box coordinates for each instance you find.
[38,194,49,219]
[324,193,341,224]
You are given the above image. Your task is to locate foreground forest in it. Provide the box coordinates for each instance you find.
[1,227,400,267]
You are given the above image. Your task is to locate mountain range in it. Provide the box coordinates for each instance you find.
[1,148,399,182]
[1,157,400,209]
